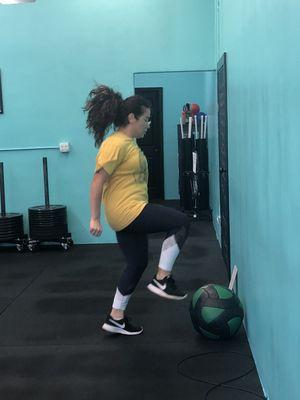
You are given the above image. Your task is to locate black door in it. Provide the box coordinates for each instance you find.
[217,53,231,278]
[134,87,164,201]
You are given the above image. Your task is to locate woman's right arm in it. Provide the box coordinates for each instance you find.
[89,168,110,236]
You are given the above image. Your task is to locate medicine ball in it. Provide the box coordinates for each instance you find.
[190,284,244,340]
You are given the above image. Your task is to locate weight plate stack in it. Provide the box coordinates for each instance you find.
[28,205,68,241]
[0,162,26,247]
[0,213,24,242]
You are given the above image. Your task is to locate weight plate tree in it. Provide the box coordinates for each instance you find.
[0,162,27,252]
[28,157,73,251]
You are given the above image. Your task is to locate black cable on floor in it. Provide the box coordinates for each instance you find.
[177,351,267,399]
[0,266,47,318]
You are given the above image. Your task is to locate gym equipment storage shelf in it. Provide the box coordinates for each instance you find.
[177,124,211,220]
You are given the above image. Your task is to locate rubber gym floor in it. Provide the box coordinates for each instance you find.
[0,213,265,400]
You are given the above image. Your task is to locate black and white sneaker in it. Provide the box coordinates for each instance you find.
[147,275,188,300]
[102,315,143,336]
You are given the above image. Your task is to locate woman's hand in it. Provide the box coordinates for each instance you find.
[89,169,109,237]
[90,218,103,236]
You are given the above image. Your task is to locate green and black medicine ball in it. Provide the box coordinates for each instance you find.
[190,284,244,340]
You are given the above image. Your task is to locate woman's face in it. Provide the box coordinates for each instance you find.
[134,108,151,139]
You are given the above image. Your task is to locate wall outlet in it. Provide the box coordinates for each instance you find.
[59,142,70,153]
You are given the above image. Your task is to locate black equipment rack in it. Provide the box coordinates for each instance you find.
[177,123,211,220]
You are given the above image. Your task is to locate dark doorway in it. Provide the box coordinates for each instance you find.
[217,53,231,278]
[135,87,164,201]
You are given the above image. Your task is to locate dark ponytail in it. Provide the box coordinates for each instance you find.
[84,84,151,147]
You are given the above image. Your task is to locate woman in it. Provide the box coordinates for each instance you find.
[84,84,190,336]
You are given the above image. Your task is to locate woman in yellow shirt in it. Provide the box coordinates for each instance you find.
[84,85,190,335]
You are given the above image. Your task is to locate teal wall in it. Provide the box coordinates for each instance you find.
[1,0,297,397]
[134,70,217,201]
[215,1,300,398]
[0,0,215,244]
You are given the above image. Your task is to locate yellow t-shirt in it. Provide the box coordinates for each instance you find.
[95,131,148,231]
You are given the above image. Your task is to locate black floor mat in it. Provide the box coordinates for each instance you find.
[0,219,265,400]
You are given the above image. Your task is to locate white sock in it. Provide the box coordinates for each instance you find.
[158,234,180,272]
[112,288,131,312]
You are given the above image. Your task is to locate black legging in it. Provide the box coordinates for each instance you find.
[116,203,190,295]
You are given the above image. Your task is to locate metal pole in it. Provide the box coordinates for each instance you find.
[43,157,50,207]
[0,162,6,216]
